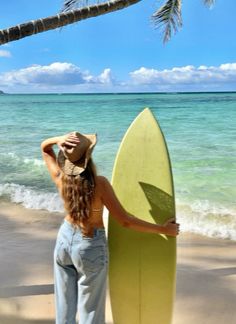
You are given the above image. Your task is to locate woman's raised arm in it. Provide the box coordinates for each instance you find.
[41,136,62,183]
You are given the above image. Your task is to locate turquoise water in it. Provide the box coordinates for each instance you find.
[0,92,235,240]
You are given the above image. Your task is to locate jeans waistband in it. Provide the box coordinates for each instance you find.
[62,219,106,239]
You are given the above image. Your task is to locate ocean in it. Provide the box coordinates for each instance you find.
[0,92,235,240]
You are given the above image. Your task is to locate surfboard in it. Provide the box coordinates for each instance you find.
[108,108,176,324]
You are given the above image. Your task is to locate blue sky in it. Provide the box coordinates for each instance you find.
[0,0,236,93]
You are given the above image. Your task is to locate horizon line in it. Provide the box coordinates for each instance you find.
[1,91,236,95]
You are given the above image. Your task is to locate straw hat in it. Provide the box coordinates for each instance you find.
[57,132,97,175]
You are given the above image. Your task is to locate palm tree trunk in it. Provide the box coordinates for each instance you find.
[0,0,140,45]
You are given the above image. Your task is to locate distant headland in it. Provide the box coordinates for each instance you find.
[0,90,5,95]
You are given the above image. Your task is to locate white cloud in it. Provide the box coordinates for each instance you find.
[129,63,236,87]
[97,68,113,84]
[0,62,114,90]
[84,68,113,84]
[0,61,236,93]
[0,50,11,58]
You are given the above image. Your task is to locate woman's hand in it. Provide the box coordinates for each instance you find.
[162,217,180,237]
[57,132,80,152]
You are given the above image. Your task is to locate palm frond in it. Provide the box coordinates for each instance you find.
[152,0,182,43]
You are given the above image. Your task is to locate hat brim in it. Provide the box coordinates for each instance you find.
[57,133,97,176]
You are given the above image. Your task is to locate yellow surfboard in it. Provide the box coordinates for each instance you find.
[108,108,176,324]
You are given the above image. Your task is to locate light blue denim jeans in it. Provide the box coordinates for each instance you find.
[54,220,108,324]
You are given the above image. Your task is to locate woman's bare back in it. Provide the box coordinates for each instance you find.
[56,175,106,234]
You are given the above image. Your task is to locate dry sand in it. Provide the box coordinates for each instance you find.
[0,201,235,324]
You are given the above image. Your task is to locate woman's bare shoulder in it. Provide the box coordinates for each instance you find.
[96,175,109,185]
[95,175,112,196]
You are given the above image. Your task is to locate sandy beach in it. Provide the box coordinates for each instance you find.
[0,201,235,324]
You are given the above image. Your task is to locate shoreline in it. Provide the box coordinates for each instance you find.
[0,202,236,323]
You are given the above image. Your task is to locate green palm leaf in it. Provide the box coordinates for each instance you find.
[152,0,182,43]
[153,0,216,43]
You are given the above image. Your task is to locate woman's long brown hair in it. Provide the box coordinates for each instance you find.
[61,159,97,233]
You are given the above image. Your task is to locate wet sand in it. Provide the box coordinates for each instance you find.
[0,201,235,323]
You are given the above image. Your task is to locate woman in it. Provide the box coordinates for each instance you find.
[41,131,179,324]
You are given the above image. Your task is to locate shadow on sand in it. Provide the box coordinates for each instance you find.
[0,315,54,324]
[0,204,62,321]
[0,284,54,298]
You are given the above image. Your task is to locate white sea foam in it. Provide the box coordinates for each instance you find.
[0,183,64,212]
[0,183,236,241]
[23,158,44,166]
[176,198,236,241]
[2,152,44,167]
